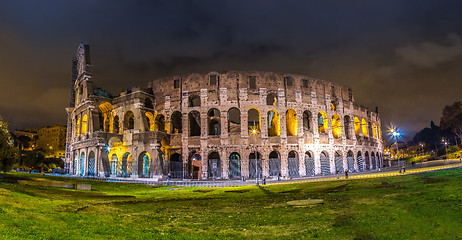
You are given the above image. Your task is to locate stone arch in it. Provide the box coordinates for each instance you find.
[88,151,95,176]
[79,152,85,176]
[320,151,330,175]
[288,150,299,177]
[189,153,201,179]
[361,119,368,137]
[73,154,78,175]
[113,115,120,134]
[121,152,132,177]
[76,117,80,136]
[267,109,280,137]
[189,110,201,136]
[286,109,298,136]
[227,108,241,133]
[334,151,343,173]
[124,111,135,130]
[138,151,150,177]
[248,108,261,132]
[332,114,341,139]
[344,115,351,139]
[145,112,155,131]
[189,94,201,107]
[81,114,88,135]
[372,123,378,139]
[354,117,360,136]
[154,114,166,132]
[318,111,328,134]
[303,110,312,132]
[99,102,113,132]
[269,151,281,176]
[266,92,277,106]
[229,152,241,179]
[357,151,364,171]
[169,153,183,179]
[249,151,262,179]
[208,108,221,136]
[365,151,370,170]
[171,111,182,133]
[304,151,315,176]
[208,151,221,178]
[347,150,354,172]
[110,153,118,175]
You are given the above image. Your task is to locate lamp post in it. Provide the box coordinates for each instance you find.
[442,139,448,160]
[390,128,401,166]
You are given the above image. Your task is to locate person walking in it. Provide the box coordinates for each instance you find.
[345,169,349,179]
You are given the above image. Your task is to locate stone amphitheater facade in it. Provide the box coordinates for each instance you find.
[66,43,384,180]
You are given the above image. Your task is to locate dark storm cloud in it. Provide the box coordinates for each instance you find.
[1,0,462,142]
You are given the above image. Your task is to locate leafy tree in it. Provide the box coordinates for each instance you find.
[0,116,19,172]
[440,101,462,145]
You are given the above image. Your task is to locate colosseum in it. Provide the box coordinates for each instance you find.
[66,42,384,180]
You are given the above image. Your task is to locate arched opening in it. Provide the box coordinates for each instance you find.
[88,151,95,176]
[208,152,221,178]
[377,152,381,168]
[372,123,378,139]
[81,114,88,135]
[361,119,368,137]
[269,151,281,176]
[347,151,354,172]
[320,151,330,175]
[357,151,364,171]
[76,117,80,136]
[228,108,241,133]
[248,108,261,132]
[169,153,183,179]
[155,114,166,132]
[304,151,315,176]
[144,98,153,109]
[344,115,351,139]
[334,151,343,173]
[371,152,376,169]
[208,108,221,136]
[121,152,132,177]
[113,116,120,134]
[318,111,328,134]
[124,111,135,130]
[229,152,241,179]
[171,111,182,133]
[365,151,370,170]
[189,153,201,179]
[189,111,201,136]
[79,152,85,176]
[378,126,382,140]
[332,114,342,139]
[99,102,113,132]
[288,150,299,177]
[138,151,150,177]
[189,95,201,107]
[286,109,298,136]
[267,110,280,137]
[110,154,118,175]
[249,151,262,179]
[303,110,311,132]
[266,93,277,106]
[354,117,360,136]
[145,112,155,131]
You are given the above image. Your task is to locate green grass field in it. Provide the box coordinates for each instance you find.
[1,169,461,239]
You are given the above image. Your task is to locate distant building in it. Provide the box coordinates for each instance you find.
[14,128,38,151]
[37,125,67,158]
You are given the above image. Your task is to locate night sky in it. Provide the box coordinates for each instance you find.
[1,0,462,142]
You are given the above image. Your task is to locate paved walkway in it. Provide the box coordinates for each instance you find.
[51,159,462,188]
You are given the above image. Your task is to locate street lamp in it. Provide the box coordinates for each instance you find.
[390,128,401,166]
[442,139,448,160]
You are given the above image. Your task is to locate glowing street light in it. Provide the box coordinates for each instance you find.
[250,122,260,185]
[442,139,448,160]
[389,126,401,166]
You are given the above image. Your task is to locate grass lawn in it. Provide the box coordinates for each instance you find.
[1,169,462,239]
